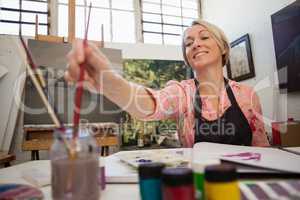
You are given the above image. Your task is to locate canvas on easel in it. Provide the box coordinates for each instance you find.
[23,39,124,126]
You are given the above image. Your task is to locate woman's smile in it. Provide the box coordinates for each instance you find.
[193,50,209,59]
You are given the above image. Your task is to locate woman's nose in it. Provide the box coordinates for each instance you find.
[192,38,202,50]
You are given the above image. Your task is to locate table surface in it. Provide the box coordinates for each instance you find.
[1,147,300,200]
[0,157,140,200]
[0,148,192,200]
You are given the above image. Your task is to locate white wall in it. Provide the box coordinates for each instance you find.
[201,0,300,130]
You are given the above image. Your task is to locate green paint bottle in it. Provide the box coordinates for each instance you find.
[193,159,220,200]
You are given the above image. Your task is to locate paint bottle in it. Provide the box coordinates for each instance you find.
[162,168,195,200]
[204,164,240,200]
[193,159,220,200]
[138,162,165,200]
[137,131,144,148]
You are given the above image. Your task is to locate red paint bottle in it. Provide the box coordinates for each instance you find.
[161,168,195,200]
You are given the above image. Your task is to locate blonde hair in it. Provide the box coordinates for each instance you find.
[182,20,230,67]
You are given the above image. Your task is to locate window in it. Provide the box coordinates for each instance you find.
[58,0,136,43]
[0,0,49,36]
[1,0,200,45]
[141,0,200,45]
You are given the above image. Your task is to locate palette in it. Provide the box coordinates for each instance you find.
[116,149,191,168]
[0,184,44,200]
[239,180,300,200]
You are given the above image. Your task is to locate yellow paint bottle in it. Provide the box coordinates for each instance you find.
[204,164,240,200]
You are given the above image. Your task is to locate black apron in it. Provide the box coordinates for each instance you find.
[194,78,252,146]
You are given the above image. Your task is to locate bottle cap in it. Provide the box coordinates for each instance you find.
[162,168,193,187]
[205,164,237,182]
[138,162,165,179]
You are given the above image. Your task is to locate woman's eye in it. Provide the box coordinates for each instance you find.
[201,36,209,40]
[185,41,192,47]
[185,40,194,47]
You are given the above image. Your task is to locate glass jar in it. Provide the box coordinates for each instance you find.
[50,124,100,200]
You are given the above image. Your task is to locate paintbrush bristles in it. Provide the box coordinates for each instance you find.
[85,3,92,42]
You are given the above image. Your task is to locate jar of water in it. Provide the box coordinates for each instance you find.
[50,121,100,200]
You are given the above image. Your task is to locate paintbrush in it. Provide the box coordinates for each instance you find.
[64,2,93,193]
[72,2,92,139]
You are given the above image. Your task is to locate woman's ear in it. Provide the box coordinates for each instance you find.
[221,48,226,55]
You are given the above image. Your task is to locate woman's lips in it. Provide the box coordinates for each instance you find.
[193,51,208,59]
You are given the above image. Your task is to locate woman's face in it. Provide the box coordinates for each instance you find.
[184,25,223,70]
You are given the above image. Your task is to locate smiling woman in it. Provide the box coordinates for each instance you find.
[64,19,270,147]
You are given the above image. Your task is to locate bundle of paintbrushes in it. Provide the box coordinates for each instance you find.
[18,0,93,159]
[19,1,100,199]
[19,1,91,159]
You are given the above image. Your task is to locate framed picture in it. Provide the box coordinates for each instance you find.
[226,34,255,81]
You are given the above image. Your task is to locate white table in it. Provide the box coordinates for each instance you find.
[0,148,192,200]
[1,147,300,199]
[0,159,140,200]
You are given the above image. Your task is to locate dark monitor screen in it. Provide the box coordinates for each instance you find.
[271,0,300,92]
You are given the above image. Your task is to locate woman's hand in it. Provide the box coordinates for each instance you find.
[64,40,112,93]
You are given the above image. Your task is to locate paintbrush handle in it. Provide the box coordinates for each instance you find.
[36,68,47,88]
[26,64,61,128]
[73,63,86,138]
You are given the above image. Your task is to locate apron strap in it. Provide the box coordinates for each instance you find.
[224,78,239,107]
[193,78,240,119]
[193,79,202,119]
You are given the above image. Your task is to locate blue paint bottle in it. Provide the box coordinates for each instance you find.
[138,162,165,200]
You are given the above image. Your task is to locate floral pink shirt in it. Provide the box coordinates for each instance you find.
[142,79,270,148]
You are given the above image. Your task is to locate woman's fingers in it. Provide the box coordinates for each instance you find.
[65,68,99,91]
[64,71,75,85]
[84,45,109,72]
[65,39,111,92]
[72,39,85,64]
[67,56,81,80]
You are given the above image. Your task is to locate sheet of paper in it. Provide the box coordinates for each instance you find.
[284,147,300,154]
[105,154,138,183]
[0,65,8,79]
[193,142,300,174]
[22,168,51,188]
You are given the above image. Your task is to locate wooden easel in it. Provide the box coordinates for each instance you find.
[35,0,104,47]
